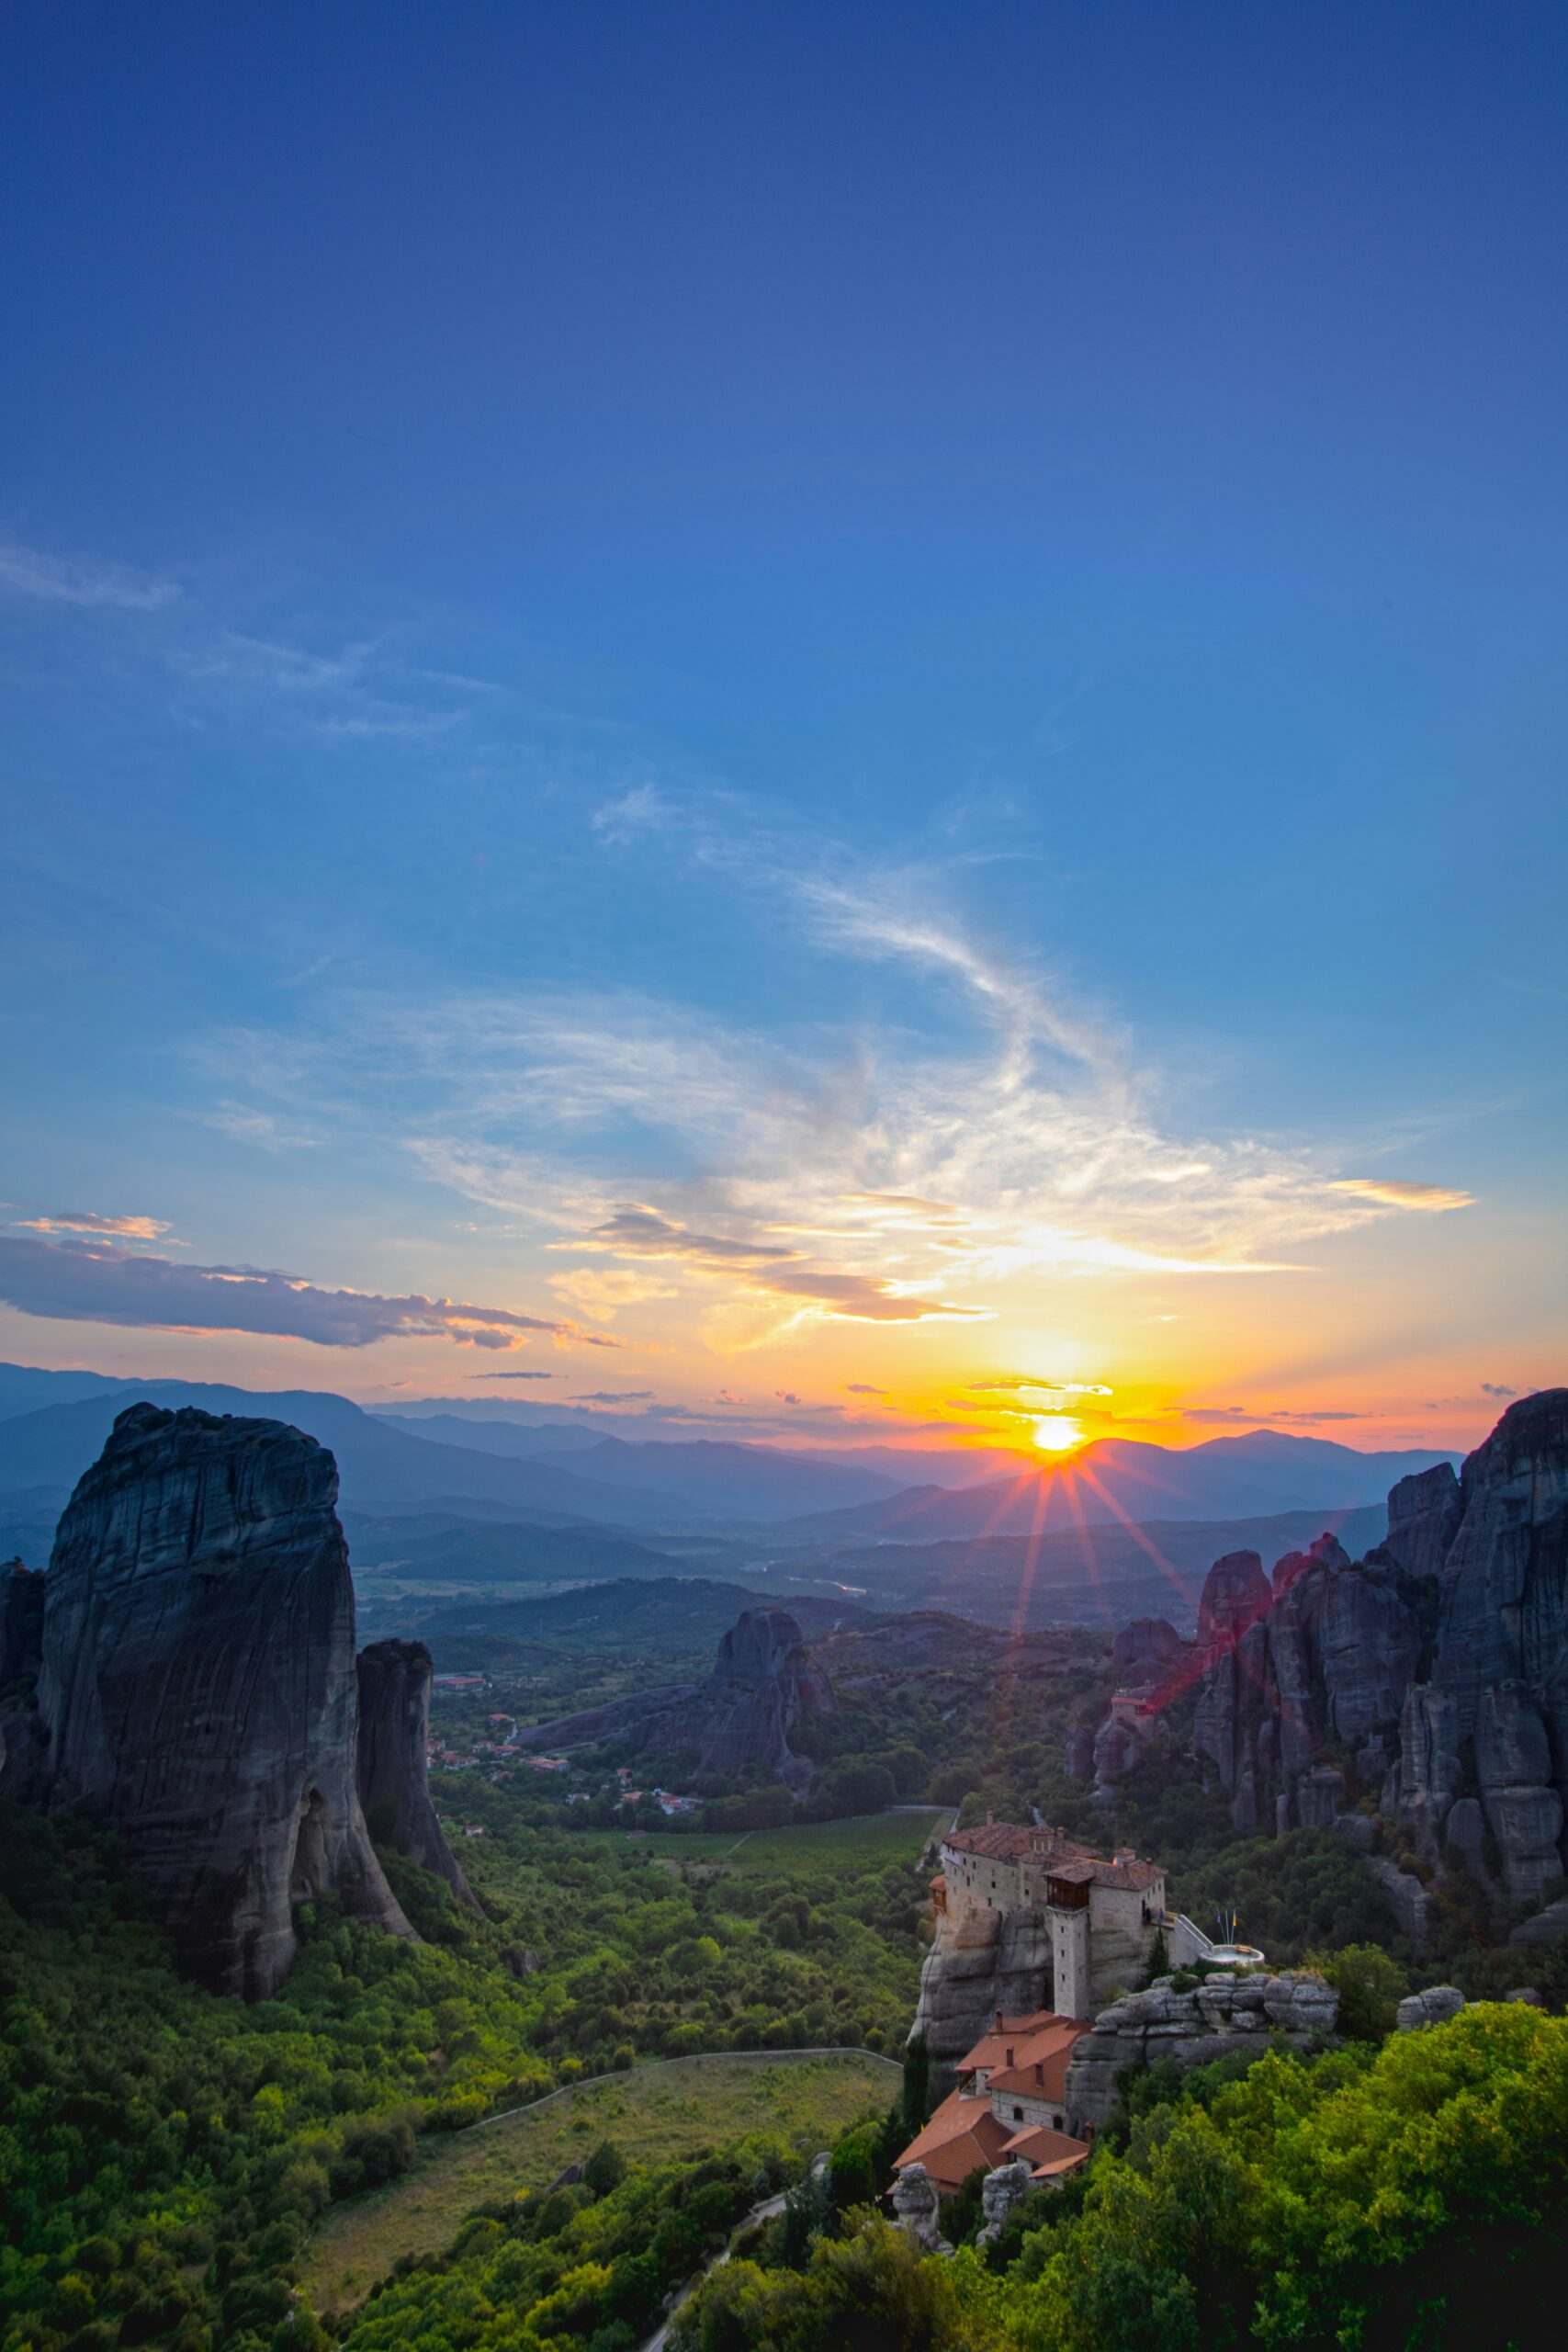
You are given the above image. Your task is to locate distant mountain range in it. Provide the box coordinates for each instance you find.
[0,1363,1458,1579]
[371,1415,910,1516]
[782,1430,1460,1542]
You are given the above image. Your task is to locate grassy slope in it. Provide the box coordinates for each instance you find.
[301,2050,899,2313]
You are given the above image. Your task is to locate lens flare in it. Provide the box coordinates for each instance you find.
[1032,1414,1084,1453]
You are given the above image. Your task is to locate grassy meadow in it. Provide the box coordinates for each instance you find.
[301,2049,900,2315]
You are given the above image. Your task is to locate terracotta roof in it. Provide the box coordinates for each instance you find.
[894,2092,1012,2192]
[957,2010,1087,2089]
[943,1823,1162,1890]
[944,1823,1035,1860]
[986,2028,1085,2102]
[1000,2124,1092,2178]
[1044,1854,1165,1893]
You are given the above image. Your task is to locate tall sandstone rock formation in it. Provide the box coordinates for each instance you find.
[1186,1391,1568,1915]
[38,1404,414,1997]
[1397,1391,1568,1905]
[691,1607,837,1788]
[515,1603,835,1788]
[356,1637,480,1911]
[1192,1532,1421,1834]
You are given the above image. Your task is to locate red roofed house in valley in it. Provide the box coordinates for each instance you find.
[893,2006,1092,2194]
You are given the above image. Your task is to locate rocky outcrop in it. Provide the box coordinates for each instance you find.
[37,1403,412,1997]
[1192,1532,1424,1835]
[1179,1393,1568,1917]
[1196,1551,1271,1648]
[890,2164,946,2251]
[910,1905,1055,2086]
[1271,1530,1349,1598]
[1378,1462,1461,1581]
[692,1608,837,1788]
[1395,1984,1465,2030]
[1111,1618,1186,1681]
[978,2159,1035,2243]
[355,1639,479,1912]
[1064,1971,1338,2134]
[518,1606,834,1790]
[1396,1392,1568,1905]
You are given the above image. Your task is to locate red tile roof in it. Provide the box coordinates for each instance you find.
[944,1821,1164,1892]
[957,2009,1087,2092]
[894,2092,1012,2192]
[944,1823,1036,1860]
[999,2123,1092,2178]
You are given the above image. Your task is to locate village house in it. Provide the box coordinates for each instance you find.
[894,2007,1093,2193]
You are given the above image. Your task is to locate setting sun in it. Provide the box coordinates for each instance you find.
[1032,1414,1085,1453]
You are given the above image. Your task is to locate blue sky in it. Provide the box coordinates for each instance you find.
[1,2,1563,1450]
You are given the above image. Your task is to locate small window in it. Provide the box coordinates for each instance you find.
[1013,2105,1023,2120]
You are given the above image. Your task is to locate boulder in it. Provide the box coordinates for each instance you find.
[978,2159,1036,2244]
[1064,1971,1338,2134]
[355,1638,480,1911]
[890,2163,946,2252]
[37,1403,411,1997]
[1395,1985,1466,2031]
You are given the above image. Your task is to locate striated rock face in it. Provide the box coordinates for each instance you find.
[1397,1391,1568,1904]
[1380,1462,1462,1581]
[38,1404,412,1996]
[693,1608,836,1788]
[1111,1618,1186,1681]
[910,1905,1054,2086]
[1064,1972,1338,2134]
[1179,1393,1568,1915]
[1192,1533,1424,1836]
[355,1639,480,1912]
[1196,1551,1271,1649]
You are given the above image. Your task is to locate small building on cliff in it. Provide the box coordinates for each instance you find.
[894,2006,1093,2193]
[936,1821,1166,2013]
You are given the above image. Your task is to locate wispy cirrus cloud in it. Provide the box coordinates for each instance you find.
[0,1232,624,1351]
[0,538,179,611]
[14,1210,174,1241]
[186,796,1481,1336]
[1328,1178,1474,1211]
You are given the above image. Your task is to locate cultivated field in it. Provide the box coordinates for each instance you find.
[301,2049,899,2315]
[568,1806,951,1875]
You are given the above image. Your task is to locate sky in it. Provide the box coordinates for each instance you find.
[1,1,1563,1458]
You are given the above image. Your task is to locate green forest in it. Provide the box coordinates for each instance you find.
[7,1623,1568,2352]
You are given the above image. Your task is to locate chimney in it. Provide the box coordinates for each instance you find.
[1005,2047,1014,2067]
[986,1809,994,1826]
[995,2009,1004,2032]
